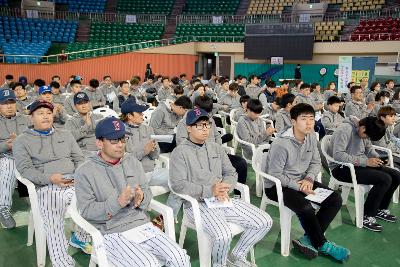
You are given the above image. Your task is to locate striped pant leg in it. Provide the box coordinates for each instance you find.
[185,203,232,267]
[37,185,75,267]
[224,199,273,260]
[103,233,161,267]
[140,226,191,267]
[0,157,16,209]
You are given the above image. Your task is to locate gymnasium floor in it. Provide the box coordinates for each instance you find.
[0,168,399,267]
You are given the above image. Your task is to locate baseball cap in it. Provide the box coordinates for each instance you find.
[28,100,54,114]
[95,117,126,140]
[39,86,52,95]
[75,75,83,81]
[0,89,16,104]
[120,98,149,114]
[186,108,209,125]
[74,92,90,105]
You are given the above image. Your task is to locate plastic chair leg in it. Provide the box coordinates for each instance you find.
[260,195,267,211]
[393,187,399,204]
[178,216,188,248]
[256,173,262,198]
[354,186,365,228]
[198,234,212,267]
[27,211,34,246]
[35,223,47,267]
[280,208,292,257]
[341,186,351,205]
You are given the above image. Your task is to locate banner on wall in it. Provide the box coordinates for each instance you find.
[338,56,352,93]
[351,57,378,86]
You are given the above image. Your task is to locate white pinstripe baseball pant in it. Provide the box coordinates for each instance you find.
[103,225,191,267]
[185,199,272,267]
[37,184,91,267]
[0,157,16,209]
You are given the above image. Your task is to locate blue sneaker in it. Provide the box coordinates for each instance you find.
[319,240,350,262]
[69,232,92,254]
[292,235,318,259]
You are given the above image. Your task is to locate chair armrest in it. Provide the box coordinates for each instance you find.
[257,170,285,211]
[223,146,235,155]
[68,197,110,267]
[372,145,394,168]
[234,132,256,150]
[316,172,322,183]
[14,170,37,198]
[171,191,204,235]
[234,183,250,203]
[149,199,176,241]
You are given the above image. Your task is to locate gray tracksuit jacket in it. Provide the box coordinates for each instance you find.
[149,102,181,135]
[323,90,336,101]
[64,95,78,116]
[263,104,277,121]
[75,153,152,235]
[219,94,241,111]
[344,100,372,119]
[99,84,117,102]
[53,107,70,129]
[0,114,31,157]
[245,84,262,99]
[310,91,324,105]
[295,94,316,109]
[84,88,106,108]
[275,109,292,133]
[16,97,33,114]
[372,126,400,155]
[263,127,321,190]
[52,93,66,105]
[65,113,103,153]
[366,91,378,104]
[125,123,160,173]
[176,113,222,146]
[327,116,379,169]
[233,107,246,122]
[13,128,84,187]
[169,139,237,200]
[236,115,271,159]
[321,110,343,135]
[157,86,171,102]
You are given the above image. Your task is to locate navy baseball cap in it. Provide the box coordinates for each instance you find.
[28,100,54,114]
[74,92,90,105]
[121,98,149,114]
[95,117,126,140]
[39,86,52,95]
[0,89,16,104]
[186,108,209,125]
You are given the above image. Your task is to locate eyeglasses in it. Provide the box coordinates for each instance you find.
[192,122,212,130]
[105,137,126,144]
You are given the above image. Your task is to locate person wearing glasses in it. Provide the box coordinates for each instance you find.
[169,107,272,267]
[13,100,92,267]
[75,117,190,267]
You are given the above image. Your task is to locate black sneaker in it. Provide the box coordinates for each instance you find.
[363,216,382,232]
[376,209,397,223]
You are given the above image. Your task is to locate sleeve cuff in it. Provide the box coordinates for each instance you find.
[201,185,213,199]
[106,191,122,216]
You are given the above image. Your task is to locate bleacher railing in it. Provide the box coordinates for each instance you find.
[176,14,290,24]
[0,35,244,64]
[0,8,167,24]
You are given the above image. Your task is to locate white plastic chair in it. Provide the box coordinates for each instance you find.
[252,147,321,256]
[15,170,71,267]
[320,135,394,228]
[68,196,176,267]
[143,106,155,125]
[92,107,119,118]
[229,108,240,151]
[392,152,400,204]
[174,182,255,267]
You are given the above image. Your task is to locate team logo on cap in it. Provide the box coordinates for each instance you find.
[4,90,9,96]
[77,93,85,98]
[112,120,121,131]
[194,108,202,116]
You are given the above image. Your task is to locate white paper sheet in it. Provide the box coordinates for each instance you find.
[305,188,333,204]
[151,135,174,143]
[204,197,234,209]
[121,222,159,243]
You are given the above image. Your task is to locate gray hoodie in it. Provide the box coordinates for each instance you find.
[13,128,84,187]
[75,153,152,235]
[53,106,70,129]
[245,84,262,99]
[64,95,78,116]
[157,86,171,102]
[84,88,106,108]
[264,127,321,190]
[233,107,246,122]
[219,93,240,111]
[52,93,66,106]
[372,126,400,155]
[176,113,222,146]
[125,123,160,173]
[99,84,117,102]
[65,113,103,153]
[366,91,378,104]
[310,91,324,105]
[294,94,316,109]
[236,115,271,159]
[275,109,292,133]
[16,97,33,114]
[263,104,277,121]
[0,114,31,157]
[327,116,379,169]
[344,100,372,119]
[169,139,237,200]
[323,90,336,101]
[321,110,343,134]
[149,102,181,135]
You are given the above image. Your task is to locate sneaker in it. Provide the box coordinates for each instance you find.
[319,240,350,262]
[0,207,16,229]
[376,209,397,223]
[227,254,257,267]
[363,216,383,232]
[292,235,318,259]
[69,232,92,254]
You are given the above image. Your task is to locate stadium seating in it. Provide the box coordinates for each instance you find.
[48,0,107,13]
[182,0,241,15]
[314,20,345,41]
[1,40,51,63]
[117,0,174,14]
[175,24,245,42]
[247,0,308,15]
[320,0,385,12]
[351,17,400,41]
[0,16,78,43]
[0,0,8,6]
